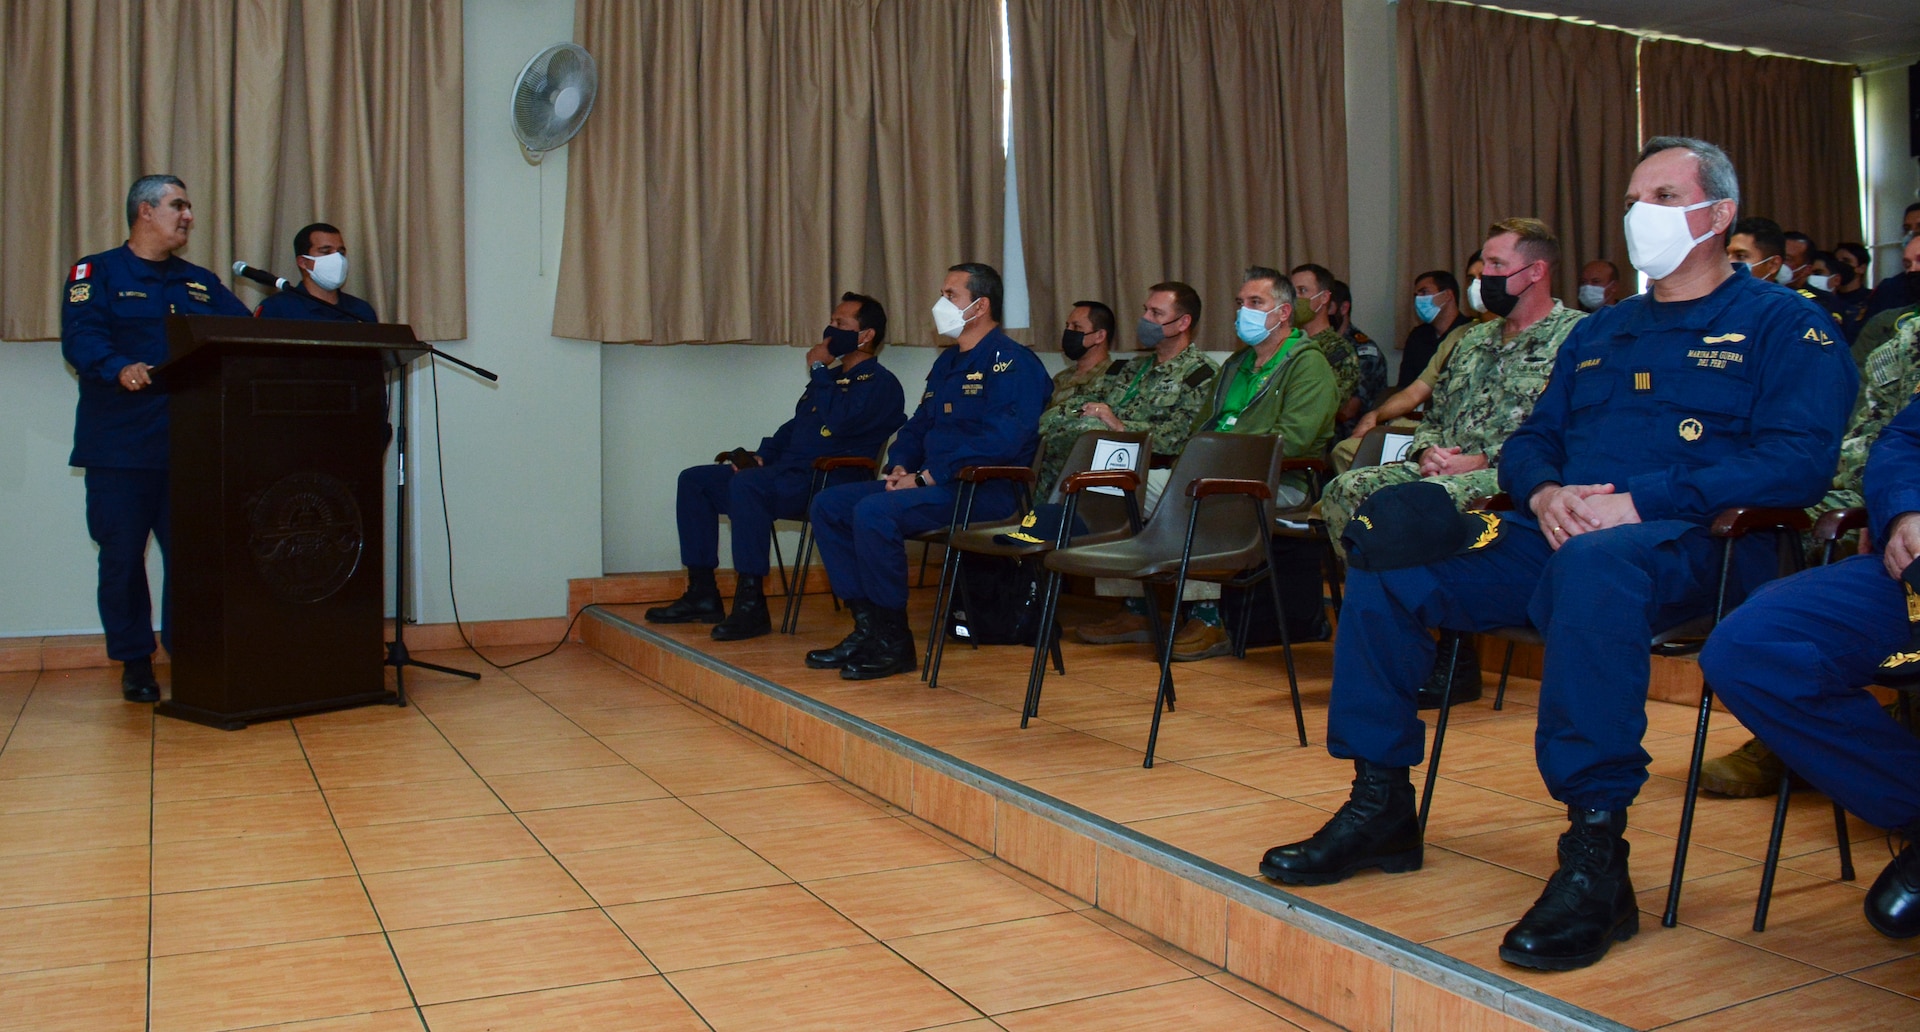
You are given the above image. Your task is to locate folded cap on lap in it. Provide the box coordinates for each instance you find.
[1342,480,1507,572]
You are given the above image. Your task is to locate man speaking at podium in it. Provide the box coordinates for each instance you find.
[254,222,378,323]
[62,174,251,703]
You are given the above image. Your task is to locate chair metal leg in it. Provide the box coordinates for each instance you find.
[780,521,815,635]
[923,550,963,685]
[1021,569,1067,727]
[1754,772,1794,932]
[1256,508,1305,746]
[1418,633,1464,833]
[1664,681,1718,928]
[1835,802,1856,881]
[770,532,791,598]
[929,556,985,689]
[1494,641,1515,710]
[1144,574,1187,769]
[1319,526,1343,619]
[916,540,933,587]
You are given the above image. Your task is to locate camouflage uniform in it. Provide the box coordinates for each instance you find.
[1323,302,1585,553]
[1033,356,1119,495]
[1819,316,1920,515]
[1101,343,1218,458]
[1346,328,1389,415]
[1313,327,1362,408]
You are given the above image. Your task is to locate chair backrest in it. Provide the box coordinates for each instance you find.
[1049,429,1152,534]
[1130,432,1283,570]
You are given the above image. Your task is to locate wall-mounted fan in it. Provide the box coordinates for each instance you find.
[511,42,598,165]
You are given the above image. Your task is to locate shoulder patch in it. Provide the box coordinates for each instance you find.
[70,261,92,282]
[68,282,92,304]
[1182,366,1214,388]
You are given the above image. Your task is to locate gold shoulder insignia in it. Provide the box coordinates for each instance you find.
[68,283,91,304]
[186,281,207,291]
[1354,515,1372,530]
[1701,333,1746,345]
[1467,511,1502,550]
[1796,288,1816,299]
[1881,651,1920,670]
[819,426,832,437]
[1907,584,1920,624]
[991,359,1013,373]
[965,371,985,381]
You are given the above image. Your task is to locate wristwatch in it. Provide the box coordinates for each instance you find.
[913,471,928,488]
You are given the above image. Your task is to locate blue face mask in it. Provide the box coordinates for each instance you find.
[1235,306,1275,345]
[1413,293,1442,324]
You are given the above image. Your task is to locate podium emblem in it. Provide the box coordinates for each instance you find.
[248,472,364,603]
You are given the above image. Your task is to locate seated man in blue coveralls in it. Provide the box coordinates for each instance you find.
[804,263,1051,680]
[253,222,378,323]
[1700,400,1920,942]
[62,174,252,702]
[1259,137,1858,972]
[647,293,906,641]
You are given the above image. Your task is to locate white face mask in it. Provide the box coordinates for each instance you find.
[1577,284,1608,311]
[1807,274,1832,293]
[305,251,348,292]
[1465,277,1484,313]
[931,296,978,339]
[1624,199,1717,281]
[1774,263,1798,286]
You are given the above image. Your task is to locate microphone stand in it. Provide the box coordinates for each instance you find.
[386,341,498,704]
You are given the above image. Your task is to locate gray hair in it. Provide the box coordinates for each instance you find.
[1244,265,1295,307]
[1640,136,1739,208]
[126,174,185,227]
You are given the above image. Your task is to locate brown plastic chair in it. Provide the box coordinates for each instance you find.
[1257,455,1340,644]
[925,430,1152,691]
[917,452,1047,683]
[1040,433,1306,766]
[779,454,882,634]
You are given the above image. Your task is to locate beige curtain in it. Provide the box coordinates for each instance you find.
[0,1,465,343]
[1397,0,1636,339]
[1640,40,1862,251]
[1008,0,1349,349]
[554,0,1004,347]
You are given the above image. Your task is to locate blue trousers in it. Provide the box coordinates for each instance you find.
[809,480,1019,611]
[84,467,170,661]
[1330,520,1736,811]
[1701,554,1920,832]
[674,463,812,576]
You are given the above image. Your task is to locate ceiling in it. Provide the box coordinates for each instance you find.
[1475,0,1920,67]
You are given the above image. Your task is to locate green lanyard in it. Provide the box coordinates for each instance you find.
[1215,330,1301,430]
[1113,354,1158,409]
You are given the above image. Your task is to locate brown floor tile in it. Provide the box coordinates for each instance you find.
[389,908,653,1005]
[681,781,889,836]
[1643,865,1918,973]
[943,731,1145,781]
[148,934,412,1032]
[0,896,149,975]
[482,763,671,813]
[154,826,354,894]
[1073,709,1293,763]
[151,877,380,956]
[242,1011,425,1031]
[0,739,152,779]
[1662,974,1920,1030]
[362,855,592,930]
[1442,818,1754,889]
[995,977,1306,1031]
[668,942,979,1032]
[0,803,150,856]
[151,757,320,804]
[303,745,475,790]
[608,883,872,971]
[1632,788,1881,864]
[0,844,150,907]
[1126,798,1349,874]
[559,835,790,907]
[518,797,724,854]
[558,702,718,736]
[1022,765,1274,824]
[609,729,827,796]
[451,735,624,777]
[339,813,545,874]
[152,790,335,843]
[0,959,148,1032]
[1206,972,1346,1032]
[153,722,303,770]
[807,859,1067,940]
[419,976,709,1032]
[1353,779,1563,843]
[1852,953,1920,999]
[323,777,506,828]
[734,814,969,882]
[1163,747,1359,800]
[890,911,1192,1015]
[0,770,150,815]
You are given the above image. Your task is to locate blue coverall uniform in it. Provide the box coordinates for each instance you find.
[809,328,1051,611]
[255,284,378,323]
[1700,400,1920,834]
[675,358,906,577]
[61,245,251,661]
[1327,272,1857,811]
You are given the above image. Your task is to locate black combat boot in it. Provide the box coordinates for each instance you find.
[646,567,725,624]
[1499,807,1637,971]
[1415,631,1483,709]
[711,575,772,641]
[1260,760,1422,884]
[121,655,161,704]
[806,600,874,669]
[1865,827,1920,940]
[840,607,919,681]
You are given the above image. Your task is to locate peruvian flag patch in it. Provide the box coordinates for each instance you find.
[70,262,92,282]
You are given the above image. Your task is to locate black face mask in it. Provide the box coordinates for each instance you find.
[1060,329,1090,360]
[1479,266,1529,318]
[823,325,862,357]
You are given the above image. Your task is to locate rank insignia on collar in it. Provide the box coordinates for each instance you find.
[1678,418,1704,442]
[1701,333,1746,345]
[186,281,207,291]
[965,371,984,381]
[992,360,1013,372]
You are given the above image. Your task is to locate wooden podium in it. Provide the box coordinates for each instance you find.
[155,315,425,729]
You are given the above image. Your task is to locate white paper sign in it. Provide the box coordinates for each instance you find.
[1087,438,1139,496]
[1382,432,1416,464]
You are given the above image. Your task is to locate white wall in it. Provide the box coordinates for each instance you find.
[1343,0,1401,377]
[1861,63,1919,281]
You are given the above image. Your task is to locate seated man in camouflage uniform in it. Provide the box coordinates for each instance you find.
[1699,311,1920,796]
[1072,281,1222,651]
[1290,263,1365,430]
[1032,300,1124,496]
[1321,218,1585,707]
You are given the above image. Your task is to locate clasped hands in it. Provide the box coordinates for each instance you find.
[1530,483,1641,550]
[884,465,930,491]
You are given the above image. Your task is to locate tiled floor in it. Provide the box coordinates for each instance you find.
[604,588,1920,1031]
[0,649,1336,1032]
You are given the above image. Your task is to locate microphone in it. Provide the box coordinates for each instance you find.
[233,261,295,292]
